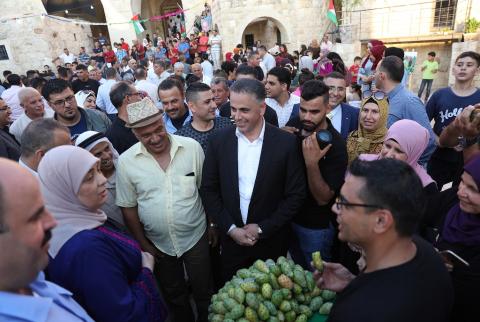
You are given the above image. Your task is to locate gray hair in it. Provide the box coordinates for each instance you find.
[211,77,229,90]
[230,78,266,103]
[174,62,184,69]
[20,119,69,158]
[18,87,40,105]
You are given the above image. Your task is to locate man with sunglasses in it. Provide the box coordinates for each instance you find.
[314,158,453,322]
[42,79,111,137]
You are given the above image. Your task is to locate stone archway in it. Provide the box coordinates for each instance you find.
[241,17,288,50]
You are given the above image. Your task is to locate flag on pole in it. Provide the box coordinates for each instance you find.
[327,0,338,26]
[131,14,145,34]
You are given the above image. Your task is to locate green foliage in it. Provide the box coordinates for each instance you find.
[465,18,480,33]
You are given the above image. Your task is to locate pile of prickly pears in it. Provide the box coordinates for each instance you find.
[208,255,335,322]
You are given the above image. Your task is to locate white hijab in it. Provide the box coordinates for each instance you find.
[38,145,107,258]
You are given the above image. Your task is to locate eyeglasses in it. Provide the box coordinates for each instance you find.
[328,86,346,93]
[334,194,382,211]
[49,95,76,108]
[363,90,386,100]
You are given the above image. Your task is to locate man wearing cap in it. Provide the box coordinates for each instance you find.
[116,98,212,322]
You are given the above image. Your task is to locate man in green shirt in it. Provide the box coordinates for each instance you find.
[418,51,439,101]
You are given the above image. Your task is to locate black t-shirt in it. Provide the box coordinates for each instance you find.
[328,237,453,322]
[286,117,348,229]
[68,112,88,137]
[92,48,105,63]
[171,109,190,131]
[106,117,138,154]
[72,79,100,95]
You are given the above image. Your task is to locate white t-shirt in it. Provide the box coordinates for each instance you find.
[209,35,222,51]
[59,53,76,64]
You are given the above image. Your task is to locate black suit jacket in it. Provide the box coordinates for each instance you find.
[201,123,306,240]
[219,101,279,128]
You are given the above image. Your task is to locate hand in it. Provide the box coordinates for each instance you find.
[242,224,260,241]
[208,225,219,248]
[453,104,480,139]
[312,261,355,293]
[141,242,165,259]
[302,134,332,166]
[281,126,299,134]
[141,251,155,271]
[366,75,375,83]
[229,228,257,246]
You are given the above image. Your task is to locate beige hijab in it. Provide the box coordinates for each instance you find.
[38,145,107,258]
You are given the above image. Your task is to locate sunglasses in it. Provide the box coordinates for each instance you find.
[363,90,386,100]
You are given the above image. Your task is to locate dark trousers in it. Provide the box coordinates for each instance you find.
[153,233,213,322]
[418,79,433,101]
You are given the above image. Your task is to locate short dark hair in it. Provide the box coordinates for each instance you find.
[235,64,256,78]
[258,45,267,51]
[57,67,71,79]
[20,119,69,158]
[186,82,211,103]
[29,77,46,90]
[384,47,405,60]
[105,68,117,79]
[185,74,201,87]
[455,51,480,66]
[378,56,404,83]
[76,64,88,71]
[428,51,436,57]
[211,77,229,89]
[109,81,132,109]
[354,56,362,61]
[158,78,184,96]
[349,158,426,237]
[6,74,21,86]
[168,74,186,89]
[154,60,168,69]
[298,69,315,86]
[324,71,347,81]
[134,68,147,80]
[267,67,292,90]
[248,51,259,60]
[300,80,329,104]
[2,70,12,78]
[221,61,237,75]
[42,79,72,100]
[230,78,266,103]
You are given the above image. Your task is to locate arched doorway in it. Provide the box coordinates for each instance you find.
[241,17,288,49]
[141,0,185,40]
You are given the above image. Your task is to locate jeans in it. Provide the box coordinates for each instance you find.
[418,79,433,101]
[289,223,335,271]
[153,233,213,322]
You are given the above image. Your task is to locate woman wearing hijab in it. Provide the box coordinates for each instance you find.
[39,145,168,322]
[346,93,389,164]
[75,90,97,109]
[75,131,126,232]
[358,39,384,93]
[360,119,438,194]
[423,155,480,322]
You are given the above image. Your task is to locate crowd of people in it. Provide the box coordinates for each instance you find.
[0,26,479,322]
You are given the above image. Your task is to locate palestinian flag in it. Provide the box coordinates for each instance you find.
[327,0,338,26]
[131,14,145,34]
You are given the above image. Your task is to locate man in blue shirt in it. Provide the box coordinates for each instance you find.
[158,78,192,133]
[375,56,436,165]
[0,159,94,322]
[178,37,190,61]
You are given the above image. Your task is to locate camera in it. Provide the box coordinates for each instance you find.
[316,130,333,149]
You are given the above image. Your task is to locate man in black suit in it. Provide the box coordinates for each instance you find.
[219,64,279,127]
[201,79,306,281]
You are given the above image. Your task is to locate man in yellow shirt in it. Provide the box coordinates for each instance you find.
[418,51,439,101]
[116,98,213,322]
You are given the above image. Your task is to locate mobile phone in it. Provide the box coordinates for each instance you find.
[438,249,470,267]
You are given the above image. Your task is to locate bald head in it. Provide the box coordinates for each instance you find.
[18,87,41,105]
[191,63,203,79]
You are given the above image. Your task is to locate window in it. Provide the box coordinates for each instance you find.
[0,45,8,61]
[433,0,457,29]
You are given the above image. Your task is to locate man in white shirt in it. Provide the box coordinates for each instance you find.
[96,68,118,120]
[0,74,24,122]
[134,68,161,108]
[258,45,276,73]
[208,30,222,70]
[201,78,306,281]
[265,67,300,128]
[147,60,170,87]
[192,63,212,85]
[200,57,214,79]
[10,88,54,142]
[58,48,76,65]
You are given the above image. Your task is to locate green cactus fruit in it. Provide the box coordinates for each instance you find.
[258,302,270,320]
[237,268,251,279]
[230,304,245,319]
[318,302,333,315]
[309,296,323,311]
[295,294,305,303]
[281,288,292,300]
[254,259,270,274]
[241,281,259,293]
[285,310,297,322]
[270,273,280,289]
[211,301,227,314]
[211,314,224,322]
[298,305,312,317]
[321,290,336,301]
[294,313,308,322]
[245,306,259,322]
[277,274,293,289]
[246,292,259,309]
[253,272,270,285]
[264,300,278,315]
[268,316,280,322]
[311,251,323,272]
[234,287,246,304]
[277,256,287,265]
[271,289,284,307]
[269,264,282,277]
[310,285,321,297]
[261,283,273,299]
[280,262,293,277]
[224,297,237,311]
[279,300,292,312]
[292,283,302,295]
[304,271,315,292]
[266,259,276,267]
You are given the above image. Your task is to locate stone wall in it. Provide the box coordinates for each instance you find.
[242,19,279,49]
[0,0,93,75]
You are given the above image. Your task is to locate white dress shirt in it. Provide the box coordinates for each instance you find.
[96,79,118,115]
[59,53,76,64]
[202,75,212,86]
[9,108,54,141]
[262,53,276,72]
[265,94,301,128]
[237,119,265,225]
[201,60,214,79]
[147,70,170,87]
[327,104,343,134]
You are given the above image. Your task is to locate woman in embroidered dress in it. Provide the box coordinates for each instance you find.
[39,145,168,322]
